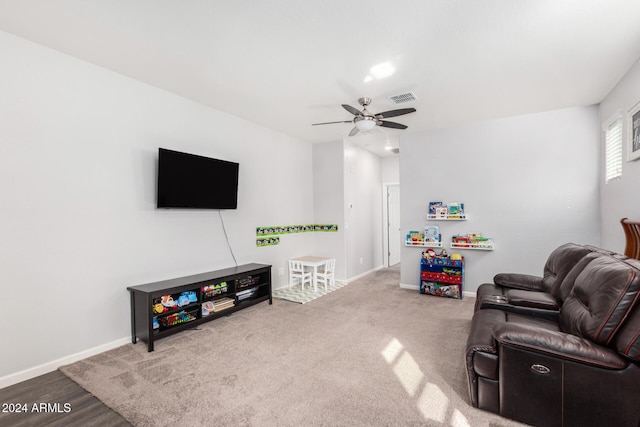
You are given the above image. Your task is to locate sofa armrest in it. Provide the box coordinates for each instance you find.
[492,323,628,369]
[493,273,544,291]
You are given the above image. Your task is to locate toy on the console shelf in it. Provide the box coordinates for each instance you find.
[153,303,165,314]
[160,295,177,308]
[185,291,197,303]
[177,294,190,307]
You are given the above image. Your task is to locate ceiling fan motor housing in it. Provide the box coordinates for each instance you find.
[358,97,372,107]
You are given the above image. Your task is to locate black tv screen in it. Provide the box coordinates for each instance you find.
[157,148,239,209]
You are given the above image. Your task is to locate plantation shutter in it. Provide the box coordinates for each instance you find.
[605,115,623,183]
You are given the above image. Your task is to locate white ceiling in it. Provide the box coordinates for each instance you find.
[1,1,640,157]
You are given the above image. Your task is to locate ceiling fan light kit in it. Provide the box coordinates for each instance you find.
[312,96,416,136]
[354,116,377,131]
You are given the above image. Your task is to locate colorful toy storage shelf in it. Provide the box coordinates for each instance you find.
[419,255,464,299]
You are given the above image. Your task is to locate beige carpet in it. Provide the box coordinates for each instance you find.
[60,267,526,427]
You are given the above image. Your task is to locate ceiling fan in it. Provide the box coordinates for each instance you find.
[312,97,416,136]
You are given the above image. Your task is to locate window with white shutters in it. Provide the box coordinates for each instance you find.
[605,113,623,183]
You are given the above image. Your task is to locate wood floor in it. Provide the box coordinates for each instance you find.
[0,370,130,426]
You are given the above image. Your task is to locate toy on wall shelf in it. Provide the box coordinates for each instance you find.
[428,202,443,215]
[424,226,440,242]
[406,230,424,245]
[451,233,494,250]
[427,201,466,220]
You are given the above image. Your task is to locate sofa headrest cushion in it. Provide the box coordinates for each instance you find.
[553,251,599,303]
[543,243,593,295]
[559,254,640,345]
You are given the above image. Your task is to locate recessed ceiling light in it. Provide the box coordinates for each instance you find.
[370,62,395,79]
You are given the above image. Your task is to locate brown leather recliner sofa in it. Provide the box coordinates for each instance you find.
[465,243,640,427]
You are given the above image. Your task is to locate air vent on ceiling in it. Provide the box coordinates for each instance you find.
[391,148,400,154]
[387,91,418,105]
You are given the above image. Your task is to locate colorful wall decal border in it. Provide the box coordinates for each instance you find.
[256,236,280,247]
[256,224,338,247]
[256,224,338,236]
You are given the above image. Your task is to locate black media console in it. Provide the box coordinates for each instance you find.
[127,263,272,351]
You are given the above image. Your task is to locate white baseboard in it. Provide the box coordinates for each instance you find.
[0,337,130,389]
[345,265,384,283]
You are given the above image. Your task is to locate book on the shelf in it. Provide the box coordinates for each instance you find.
[424,226,440,242]
[447,202,465,217]
[428,202,443,215]
[436,207,448,218]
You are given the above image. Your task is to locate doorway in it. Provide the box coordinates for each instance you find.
[385,184,401,267]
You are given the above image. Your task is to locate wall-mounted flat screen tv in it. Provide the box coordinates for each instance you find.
[157,148,239,209]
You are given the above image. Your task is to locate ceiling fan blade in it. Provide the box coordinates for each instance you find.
[349,127,360,136]
[379,120,408,129]
[342,104,362,116]
[312,120,353,126]
[375,108,416,119]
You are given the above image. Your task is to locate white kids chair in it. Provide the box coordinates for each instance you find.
[288,259,313,289]
[315,259,336,290]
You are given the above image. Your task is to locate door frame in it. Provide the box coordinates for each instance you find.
[382,182,400,268]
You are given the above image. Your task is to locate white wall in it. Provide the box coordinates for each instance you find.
[382,156,400,183]
[599,57,640,252]
[0,31,315,382]
[313,141,346,280]
[344,141,384,278]
[399,106,601,293]
[313,141,385,281]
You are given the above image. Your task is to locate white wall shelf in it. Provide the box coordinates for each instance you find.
[406,241,443,248]
[450,242,494,251]
[426,215,467,221]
